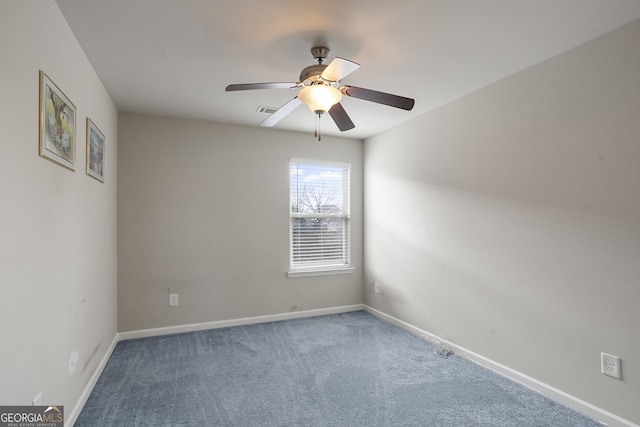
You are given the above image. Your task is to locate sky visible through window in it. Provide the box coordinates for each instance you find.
[290,163,345,212]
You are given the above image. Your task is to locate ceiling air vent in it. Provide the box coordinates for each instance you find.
[256,106,279,114]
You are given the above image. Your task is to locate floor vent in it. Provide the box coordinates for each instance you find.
[256,106,278,114]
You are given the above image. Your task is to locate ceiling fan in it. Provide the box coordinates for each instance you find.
[226,46,415,140]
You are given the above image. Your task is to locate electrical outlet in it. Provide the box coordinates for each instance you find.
[374,282,380,294]
[601,352,621,379]
[69,350,79,375]
[169,294,178,307]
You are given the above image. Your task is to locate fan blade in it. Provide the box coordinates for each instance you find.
[260,97,302,127]
[320,58,360,82]
[328,103,355,131]
[341,85,415,110]
[226,82,299,91]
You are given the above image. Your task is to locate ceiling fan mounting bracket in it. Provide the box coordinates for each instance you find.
[310,46,330,63]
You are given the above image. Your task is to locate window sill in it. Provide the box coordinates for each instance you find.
[287,267,355,278]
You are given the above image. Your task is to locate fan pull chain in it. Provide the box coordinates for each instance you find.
[314,113,322,142]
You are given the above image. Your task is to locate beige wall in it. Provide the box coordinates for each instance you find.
[117,114,363,332]
[0,0,118,417]
[364,19,640,423]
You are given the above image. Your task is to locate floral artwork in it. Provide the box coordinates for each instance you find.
[39,71,76,170]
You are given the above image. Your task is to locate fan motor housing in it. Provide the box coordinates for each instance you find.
[299,64,327,83]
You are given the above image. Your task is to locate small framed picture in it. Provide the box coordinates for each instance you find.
[39,70,76,170]
[86,118,105,182]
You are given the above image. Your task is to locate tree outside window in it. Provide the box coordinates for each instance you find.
[290,161,351,271]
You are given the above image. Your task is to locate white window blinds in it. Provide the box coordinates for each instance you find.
[290,160,351,271]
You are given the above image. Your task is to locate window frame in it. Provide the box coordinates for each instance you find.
[287,159,354,278]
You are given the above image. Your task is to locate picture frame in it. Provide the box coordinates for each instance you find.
[39,70,76,170]
[86,118,105,182]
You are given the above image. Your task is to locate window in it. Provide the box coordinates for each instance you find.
[289,160,352,276]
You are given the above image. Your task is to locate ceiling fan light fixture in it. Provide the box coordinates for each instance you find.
[298,84,342,114]
[226,46,414,137]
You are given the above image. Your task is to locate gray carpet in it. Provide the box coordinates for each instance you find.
[75,311,601,426]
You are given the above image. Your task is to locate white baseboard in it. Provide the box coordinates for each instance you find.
[118,304,365,341]
[68,304,364,424]
[68,304,636,427]
[65,334,119,427]
[363,305,638,427]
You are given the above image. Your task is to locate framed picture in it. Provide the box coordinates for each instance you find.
[86,118,105,182]
[39,70,76,170]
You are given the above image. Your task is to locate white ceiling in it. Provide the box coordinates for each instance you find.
[55,0,640,140]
